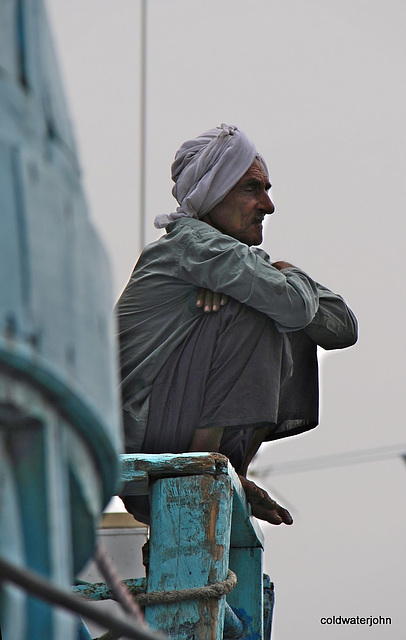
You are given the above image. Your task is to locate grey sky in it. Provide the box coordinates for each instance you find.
[47,1,406,637]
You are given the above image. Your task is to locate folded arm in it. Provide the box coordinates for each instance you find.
[300,283,358,349]
[191,247,357,348]
[179,234,320,330]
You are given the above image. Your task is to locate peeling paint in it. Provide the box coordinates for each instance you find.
[208,497,219,541]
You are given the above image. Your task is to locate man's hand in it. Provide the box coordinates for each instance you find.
[196,288,230,312]
[238,475,293,525]
[272,260,296,270]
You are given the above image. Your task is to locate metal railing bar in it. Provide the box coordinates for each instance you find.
[0,557,164,640]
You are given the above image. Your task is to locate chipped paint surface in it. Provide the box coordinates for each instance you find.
[145,473,232,639]
[118,453,272,638]
[73,578,146,601]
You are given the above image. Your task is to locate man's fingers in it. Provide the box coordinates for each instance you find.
[202,289,214,311]
[196,288,214,311]
[272,260,295,270]
[196,288,228,312]
[196,288,206,308]
[210,292,222,311]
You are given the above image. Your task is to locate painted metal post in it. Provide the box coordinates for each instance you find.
[262,575,275,640]
[227,547,264,640]
[225,463,265,640]
[119,453,270,639]
[73,454,274,638]
[146,473,233,639]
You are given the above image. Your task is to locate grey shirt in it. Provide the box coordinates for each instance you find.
[117,217,358,451]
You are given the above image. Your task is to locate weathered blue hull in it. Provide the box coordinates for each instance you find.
[0,1,122,637]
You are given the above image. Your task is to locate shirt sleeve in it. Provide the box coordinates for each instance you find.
[301,283,358,350]
[176,228,320,331]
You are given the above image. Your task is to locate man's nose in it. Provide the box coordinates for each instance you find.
[260,191,275,215]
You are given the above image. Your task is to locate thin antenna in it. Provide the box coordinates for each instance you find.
[139,0,147,252]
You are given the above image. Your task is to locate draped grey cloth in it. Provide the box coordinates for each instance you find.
[142,299,319,465]
[122,298,319,525]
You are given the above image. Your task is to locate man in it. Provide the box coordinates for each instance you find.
[117,123,358,526]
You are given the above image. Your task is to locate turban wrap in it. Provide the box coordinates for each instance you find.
[154,123,268,229]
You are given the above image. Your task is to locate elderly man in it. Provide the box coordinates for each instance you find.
[117,124,358,526]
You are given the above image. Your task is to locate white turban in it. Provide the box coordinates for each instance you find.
[154,123,267,229]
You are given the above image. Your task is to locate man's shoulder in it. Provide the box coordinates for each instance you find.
[137,218,271,271]
[166,217,223,240]
[167,218,269,256]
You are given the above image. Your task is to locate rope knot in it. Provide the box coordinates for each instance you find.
[135,569,237,606]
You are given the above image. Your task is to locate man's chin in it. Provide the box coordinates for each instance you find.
[248,229,263,246]
[234,227,263,246]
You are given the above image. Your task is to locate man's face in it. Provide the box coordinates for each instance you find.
[201,159,274,246]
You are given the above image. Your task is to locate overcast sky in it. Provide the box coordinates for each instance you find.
[46,1,406,638]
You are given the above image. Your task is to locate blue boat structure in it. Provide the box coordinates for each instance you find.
[0,0,121,637]
[114,452,274,640]
[0,2,274,638]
